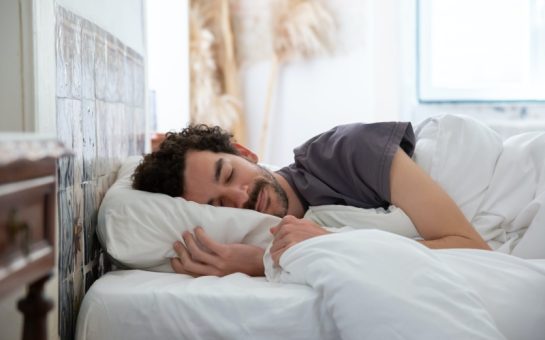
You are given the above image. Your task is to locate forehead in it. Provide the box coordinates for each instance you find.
[184,150,224,181]
[186,149,220,167]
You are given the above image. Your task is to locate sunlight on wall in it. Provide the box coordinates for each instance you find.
[146,0,190,132]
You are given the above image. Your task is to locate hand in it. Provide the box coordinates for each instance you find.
[270,215,330,266]
[170,227,265,277]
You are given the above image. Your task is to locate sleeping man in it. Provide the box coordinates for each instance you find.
[132,123,490,277]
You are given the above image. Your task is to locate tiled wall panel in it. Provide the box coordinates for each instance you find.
[55,6,146,340]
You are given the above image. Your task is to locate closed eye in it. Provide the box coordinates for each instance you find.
[226,169,235,183]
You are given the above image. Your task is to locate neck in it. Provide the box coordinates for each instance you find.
[273,173,305,218]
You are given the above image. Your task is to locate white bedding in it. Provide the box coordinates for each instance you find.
[77,232,545,340]
[76,270,336,340]
[264,230,545,340]
[77,115,545,339]
[414,115,545,258]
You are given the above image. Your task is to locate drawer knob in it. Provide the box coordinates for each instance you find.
[7,210,30,255]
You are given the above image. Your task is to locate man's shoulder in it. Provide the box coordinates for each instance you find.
[303,122,409,147]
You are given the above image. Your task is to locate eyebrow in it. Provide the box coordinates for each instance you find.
[214,158,224,183]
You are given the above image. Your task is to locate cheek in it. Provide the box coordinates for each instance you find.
[184,180,214,203]
[238,164,262,183]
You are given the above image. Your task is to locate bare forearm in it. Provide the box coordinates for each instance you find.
[419,235,491,250]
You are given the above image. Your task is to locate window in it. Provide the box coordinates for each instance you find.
[418,0,545,102]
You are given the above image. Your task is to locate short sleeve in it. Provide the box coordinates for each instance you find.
[277,122,415,209]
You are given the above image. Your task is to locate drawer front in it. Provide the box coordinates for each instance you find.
[0,176,55,281]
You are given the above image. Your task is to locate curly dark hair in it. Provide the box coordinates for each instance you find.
[132,124,239,197]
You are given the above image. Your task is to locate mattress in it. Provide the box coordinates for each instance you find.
[76,270,336,340]
[76,255,545,340]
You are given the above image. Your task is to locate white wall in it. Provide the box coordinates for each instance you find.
[0,0,25,131]
[146,0,190,132]
[33,0,57,135]
[242,0,407,166]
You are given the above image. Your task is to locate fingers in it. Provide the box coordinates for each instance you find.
[270,230,297,265]
[271,225,291,244]
[169,258,199,277]
[271,242,292,266]
[282,215,298,223]
[270,235,290,254]
[182,231,217,264]
[270,217,328,265]
[194,227,225,255]
[172,240,220,276]
[170,243,198,276]
[270,218,296,265]
[270,218,297,254]
[270,215,298,235]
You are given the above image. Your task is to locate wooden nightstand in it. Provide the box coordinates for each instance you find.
[0,135,68,340]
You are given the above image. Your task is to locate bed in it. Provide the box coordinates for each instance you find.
[76,115,545,340]
[76,253,545,340]
[76,270,335,340]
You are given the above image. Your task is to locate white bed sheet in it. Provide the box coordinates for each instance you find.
[77,253,545,340]
[76,270,336,340]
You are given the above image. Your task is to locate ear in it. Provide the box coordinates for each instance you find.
[233,143,258,163]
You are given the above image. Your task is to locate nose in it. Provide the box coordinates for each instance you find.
[222,184,249,208]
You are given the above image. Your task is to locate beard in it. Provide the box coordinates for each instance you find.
[243,165,289,217]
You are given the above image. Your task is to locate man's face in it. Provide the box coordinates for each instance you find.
[183,150,289,217]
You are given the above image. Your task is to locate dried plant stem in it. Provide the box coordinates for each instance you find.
[258,0,336,159]
[220,0,246,144]
[259,54,280,159]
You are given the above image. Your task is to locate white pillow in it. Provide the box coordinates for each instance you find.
[304,205,420,239]
[97,156,280,271]
[413,114,503,221]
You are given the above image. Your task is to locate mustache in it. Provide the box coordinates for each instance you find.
[243,179,268,211]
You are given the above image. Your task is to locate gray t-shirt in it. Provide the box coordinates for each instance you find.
[276,122,415,210]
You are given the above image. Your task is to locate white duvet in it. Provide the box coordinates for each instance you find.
[416,115,545,257]
[264,230,545,340]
